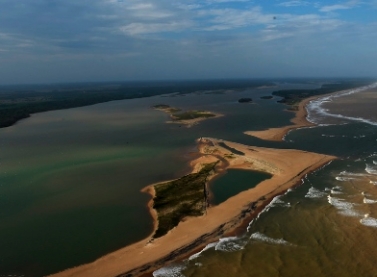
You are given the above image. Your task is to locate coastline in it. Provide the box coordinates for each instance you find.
[49,138,336,277]
[244,95,317,141]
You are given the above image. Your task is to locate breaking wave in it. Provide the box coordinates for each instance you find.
[306,83,377,125]
[365,164,377,175]
[250,232,292,245]
[327,196,361,217]
[360,215,377,228]
[153,264,187,277]
[305,187,327,198]
[215,237,247,252]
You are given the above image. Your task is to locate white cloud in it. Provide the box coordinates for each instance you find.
[278,1,310,7]
[198,7,277,31]
[120,21,191,35]
[320,0,360,12]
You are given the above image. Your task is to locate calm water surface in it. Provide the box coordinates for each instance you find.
[0,84,302,276]
[210,169,272,205]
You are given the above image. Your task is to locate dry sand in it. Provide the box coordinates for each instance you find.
[49,137,335,277]
[244,96,317,141]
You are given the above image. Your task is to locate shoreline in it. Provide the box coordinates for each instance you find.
[244,95,317,141]
[49,138,336,277]
[153,105,223,128]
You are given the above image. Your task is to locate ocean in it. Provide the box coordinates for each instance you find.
[0,80,376,276]
[154,83,377,277]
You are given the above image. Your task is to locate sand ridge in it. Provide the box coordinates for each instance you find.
[49,137,335,277]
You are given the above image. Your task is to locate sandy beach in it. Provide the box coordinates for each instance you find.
[49,137,335,277]
[244,96,317,141]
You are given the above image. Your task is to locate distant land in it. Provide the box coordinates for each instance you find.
[0,79,274,128]
[0,78,373,128]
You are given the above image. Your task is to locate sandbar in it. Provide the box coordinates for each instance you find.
[244,95,317,141]
[49,137,335,277]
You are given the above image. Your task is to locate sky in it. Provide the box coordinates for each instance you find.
[0,0,376,84]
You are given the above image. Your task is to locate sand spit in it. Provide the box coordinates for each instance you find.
[49,138,335,277]
[244,96,317,141]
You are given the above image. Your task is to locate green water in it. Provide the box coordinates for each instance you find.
[4,81,375,277]
[0,85,297,276]
[210,169,272,205]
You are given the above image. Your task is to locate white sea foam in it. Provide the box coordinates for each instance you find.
[370,181,377,185]
[330,188,343,195]
[188,242,217,260]
[365,164,377,175]
[335,176,355,182]
[373,160,377,165]
[247,195,291,232]
[327,196,361,217]
[363,197,377,204]
[305,187,327,198]
[306,83,377,126]
[153,264,187,277]
[215,236,247,252]
[360,216,377,228]
[250,232,292,245]
[339,171,370,177]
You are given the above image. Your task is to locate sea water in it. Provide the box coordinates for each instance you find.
[2,81,377,276]
[154,84,377,277]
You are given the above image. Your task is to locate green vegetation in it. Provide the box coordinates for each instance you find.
[171,110,216,121]
[153,162,217,238]
[152,104,182,113]
[272,80,373,110]
[218,142,245,156]
[153,104,170,109]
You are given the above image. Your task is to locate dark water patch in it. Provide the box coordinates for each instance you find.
[210,169,272,205]
[218,142,245,155]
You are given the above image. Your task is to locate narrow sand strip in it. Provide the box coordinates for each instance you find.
[49,137,335,277]
[244,96,316,141]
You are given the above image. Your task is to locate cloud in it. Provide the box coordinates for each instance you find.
[320,0,360,12]
[120,21,192,35]
[278,1,311,7]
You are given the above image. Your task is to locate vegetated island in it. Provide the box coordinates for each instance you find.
[245,81,375,141]
[153,104,222,127]
[238,98,253,103]
[49,137,335,277]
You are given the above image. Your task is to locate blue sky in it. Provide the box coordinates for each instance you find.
[0,0,376,84]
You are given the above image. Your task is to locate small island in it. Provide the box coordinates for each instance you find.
[260,95,273,99]
[153,104,222,127]
[238,98,253,103]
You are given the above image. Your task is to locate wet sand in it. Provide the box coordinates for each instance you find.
[49,138,335,277]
